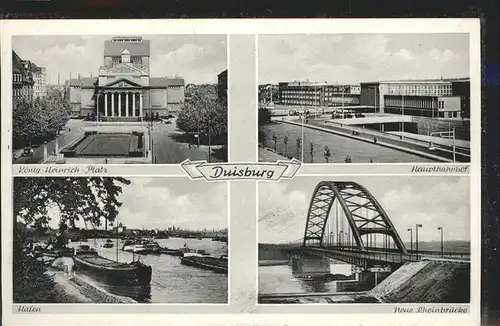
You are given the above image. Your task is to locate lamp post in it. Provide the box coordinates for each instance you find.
[437,227,444,257]
[301,113,305,162]
[415,224,423,260]
[339,230,343,248]
[407,228,413,252]
[401,95,405,139]
[330,232,334,246]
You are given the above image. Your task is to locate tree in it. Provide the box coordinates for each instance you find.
[324,146,331,163]
[12,96,72,149]
[272,133,278,152]
[296,137,301,160]
[258,107,272,125]
[283,134,289,158]
[176,87,227,146]
[13,177,131,303]
[309,142,315,163]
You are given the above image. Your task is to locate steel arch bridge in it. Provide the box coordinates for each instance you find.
[303,181,408,255]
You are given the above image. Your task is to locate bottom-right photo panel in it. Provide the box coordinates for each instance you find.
[258,176,470,304]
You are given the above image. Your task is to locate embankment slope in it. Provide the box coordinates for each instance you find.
[368,261,470,303]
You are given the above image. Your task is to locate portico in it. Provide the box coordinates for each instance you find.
[98,78,144,119]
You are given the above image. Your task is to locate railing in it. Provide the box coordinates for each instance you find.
[324,245,471,259]
[291,246,470,265]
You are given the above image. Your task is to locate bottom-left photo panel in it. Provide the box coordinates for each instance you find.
[12,177,229,304]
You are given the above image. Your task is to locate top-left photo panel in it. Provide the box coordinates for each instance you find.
[11,35,228,165]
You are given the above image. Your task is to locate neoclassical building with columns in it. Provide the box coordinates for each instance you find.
[67,36,185,119]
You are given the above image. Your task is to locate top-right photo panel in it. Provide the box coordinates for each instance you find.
[258,34,470,164]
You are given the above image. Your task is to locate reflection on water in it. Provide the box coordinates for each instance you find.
[69,238,228,303]
[259,261,353,294]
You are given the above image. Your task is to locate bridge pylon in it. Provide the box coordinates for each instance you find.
[303,181,408,255]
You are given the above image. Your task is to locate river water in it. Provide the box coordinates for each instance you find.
[259,262,352,294]
[68,237,228,303]
[260,123,433,163]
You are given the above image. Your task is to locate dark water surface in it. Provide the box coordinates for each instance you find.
[69,238,228,303]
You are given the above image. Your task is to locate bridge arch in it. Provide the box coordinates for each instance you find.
[303,181,408,254]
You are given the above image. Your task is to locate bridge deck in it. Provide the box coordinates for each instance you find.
[287,246,470,266]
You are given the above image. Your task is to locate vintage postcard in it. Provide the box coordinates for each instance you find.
[1,19,480,326]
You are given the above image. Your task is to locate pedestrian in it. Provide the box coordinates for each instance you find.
[373,137,378,144]
[105,158,108,164]
[188,143,192,150]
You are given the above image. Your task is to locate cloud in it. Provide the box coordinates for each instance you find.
[13,35,226,86]
[259,176,470,244]
[259,34,469,84]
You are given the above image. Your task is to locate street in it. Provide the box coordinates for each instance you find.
[150,118,224,164]
[13,119,85,164]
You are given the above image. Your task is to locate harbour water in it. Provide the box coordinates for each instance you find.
[259,262,352,294]
[67,237,228,303]
[260,123,433,163]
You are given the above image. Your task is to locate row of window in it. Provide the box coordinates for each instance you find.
[13,87,33,99]
[385,98,436,109]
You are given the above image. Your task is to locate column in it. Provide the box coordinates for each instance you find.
[140,93,143,119]
[118,92,122,117]
[111,93,115,117]
[104,93,108,116]
[132,93,136,117]
[126,93,129,117]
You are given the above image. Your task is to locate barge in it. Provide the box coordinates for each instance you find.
[180,253,228,274]
[72,245,152,286]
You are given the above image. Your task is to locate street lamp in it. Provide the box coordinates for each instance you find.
[330,232,334,246]
[437,227,444,257]
[401,95,405,139]
[415,224,423,260]
[407,228,413,252]
[339,230,343,248]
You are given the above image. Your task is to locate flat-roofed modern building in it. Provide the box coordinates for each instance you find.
[278,81,361,107]
[360,77,470,119]
[67,36,185,119]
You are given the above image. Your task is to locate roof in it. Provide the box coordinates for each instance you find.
[12,51,24,74]
[104,39,150,57]
[69,77,98,87]
[218,69,227,77]
[149,77,185,87]
[362,77,470,85]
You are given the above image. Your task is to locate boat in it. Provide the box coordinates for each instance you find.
[72,245,152,286]
[160,248,183,256]
[102,239,114,248]
[180,254,228,274]
[122,239,161,255]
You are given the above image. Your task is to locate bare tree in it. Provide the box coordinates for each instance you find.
[309,141,315,163]
[296,137,301,160]
[272,133,278,152]
[283,134,289,157]
[324,146,331,163]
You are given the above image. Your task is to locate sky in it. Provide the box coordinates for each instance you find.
[258,176,470,244]
[45,177,228,231]
[12,35,227,85]
[258,34,470,84]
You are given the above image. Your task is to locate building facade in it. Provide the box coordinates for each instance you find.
[360,78,470,119]
[12,51,34,102]
[217,69,227,100]
[31,64,47,99]
[68,36,185,119]
[278,81,361,106]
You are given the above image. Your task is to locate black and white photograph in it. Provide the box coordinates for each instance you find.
[12,35,228,164]
[258,176,471,304]
[258,34,471,163]
[13,177,228,304]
